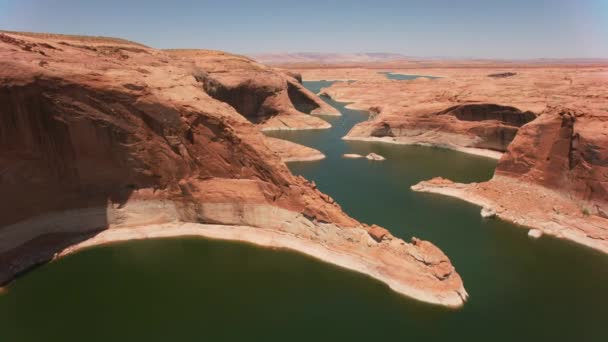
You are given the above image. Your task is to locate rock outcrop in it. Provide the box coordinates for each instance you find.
[264,137,325,162]
[343,153,364,159]
[305,64,608,253]
[0,31,466,307]
[334,90,538,158]
[166,49,339,131]
[412,106,608,254]
[368,225,392,242]
[318,67,604,160]
[495,107,608,214]
[366,153,386,161]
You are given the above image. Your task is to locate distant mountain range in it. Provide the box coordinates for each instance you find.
[249,52,608,65]
[249,52,415,64]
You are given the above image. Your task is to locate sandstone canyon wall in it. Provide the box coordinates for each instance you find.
[0,31,466,306]
[495,106,608,215]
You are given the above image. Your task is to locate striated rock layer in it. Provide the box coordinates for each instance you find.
[0,31,466,306]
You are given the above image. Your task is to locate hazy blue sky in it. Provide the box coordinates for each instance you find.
[1,0,606,58]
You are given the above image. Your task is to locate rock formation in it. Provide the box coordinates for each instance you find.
[495,106,608,214]
[368,225,392,242]
[294,64,608,253]
[487,72,516,78]
[410,105,608,253]
[322,78,540,158]
[264,137,325,162]
[166,49,339,131]
[0,31,466,307]
[366,153,386,161]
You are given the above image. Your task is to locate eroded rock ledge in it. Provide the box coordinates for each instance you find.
[0,31,466,307]
[264,137,325,162]
[318,68,603,160]
[412,108,608,254]
[341,102,536,159]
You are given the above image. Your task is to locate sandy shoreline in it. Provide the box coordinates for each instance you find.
[55,222,466,308]
[343,136,503,160]
[411,179,608,255]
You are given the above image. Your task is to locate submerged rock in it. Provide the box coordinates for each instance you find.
[343,153,364,159]
[366,153,386,161]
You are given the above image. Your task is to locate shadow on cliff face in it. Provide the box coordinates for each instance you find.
[286,80,323,114]
[193,70,283,124]
[439,103,537,152]
[0,72,326,286]
[365,103,539,153]
[438,103,536,126]
[193,70,322,124]
[0,77,218,284]
[0,82,142,285]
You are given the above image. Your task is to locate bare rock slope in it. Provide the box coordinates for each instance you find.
[0,31,466,307]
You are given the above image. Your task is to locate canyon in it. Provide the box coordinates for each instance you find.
[1,34,607,342]
[286,62,608,254]
[0,31,467,306]
[1,28,606,316]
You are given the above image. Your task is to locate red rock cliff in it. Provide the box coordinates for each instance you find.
[0,31,466,306]
[0,32,354,282]
[496,106,608,215]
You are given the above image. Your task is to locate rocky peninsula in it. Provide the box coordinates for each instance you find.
[0,31,466,307]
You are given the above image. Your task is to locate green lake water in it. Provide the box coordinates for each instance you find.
[1,80,607,341]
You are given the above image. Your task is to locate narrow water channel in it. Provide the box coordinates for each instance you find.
[1,80,607,342]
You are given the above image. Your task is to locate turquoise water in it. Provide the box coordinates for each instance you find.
[1,80,607,341]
